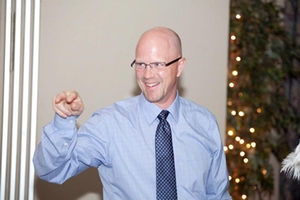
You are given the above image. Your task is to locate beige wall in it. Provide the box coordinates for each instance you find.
[35,1,230,199]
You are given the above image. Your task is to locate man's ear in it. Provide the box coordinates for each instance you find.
[176,57,186,77]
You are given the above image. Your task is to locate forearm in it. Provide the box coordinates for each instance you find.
[33,114,80,184]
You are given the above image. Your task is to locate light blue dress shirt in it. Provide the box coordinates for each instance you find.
[33,93,232,200]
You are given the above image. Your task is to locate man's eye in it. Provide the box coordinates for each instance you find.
[136,63,146,68]
[153,62,164,68]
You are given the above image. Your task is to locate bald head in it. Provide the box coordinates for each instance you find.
[135,27,182,58]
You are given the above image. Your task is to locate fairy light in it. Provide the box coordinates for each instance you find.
[231,35,236,40]
[251,142,256,148]
[238,111,244,116]
[229,82,235,87]
[229,175,232,181]
[243,158,249,163]
[228,101,232,106]
[256,108,262,113]
[246,143,251,148]
[235,178,240,183]
[242,194,247,199]
[236,14,241,19]
[228,130,234,136]
[239,139,245,144]
[232,70,238,76]
[231,110,237,115]
[224,146,228,152]
[235,136,241,142]
[236,56,241,62]
[238,92,243,97]
[262,169,267,175]
[249,127,255,133]
[240,151,245,157]
[229,144,234,150]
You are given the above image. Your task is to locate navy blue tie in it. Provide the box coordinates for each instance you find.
[155,110,177,200]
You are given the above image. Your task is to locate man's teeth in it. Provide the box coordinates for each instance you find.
[146,83,159,87]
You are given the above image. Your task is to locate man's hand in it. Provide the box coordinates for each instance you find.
[52,91,84,118]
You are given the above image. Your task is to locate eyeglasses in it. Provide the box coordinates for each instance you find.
[130,57,182,71]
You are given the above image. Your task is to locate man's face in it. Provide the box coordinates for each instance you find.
[135,31,185,109]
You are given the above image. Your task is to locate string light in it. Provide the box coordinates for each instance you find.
[236,56,241,61]
[231,110,237,115]
[262,169,267,175]
[256,108,262,113]
[249,128,255,133]
[228,101,232,106]
[228,130,234,136]
[242,194,247,199]
[238,111,244,116]
[232,70,238,76]
[236,14,241,19]
[231,35,236,40]
[243,158,249,163]
[229,82,235,87]
[224,146,228,152]
[251,142,256,148]
[240,151,245,157]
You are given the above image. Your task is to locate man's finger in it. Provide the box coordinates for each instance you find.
[66,91,79,103]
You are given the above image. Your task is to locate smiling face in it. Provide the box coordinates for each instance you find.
[135,27,186,109]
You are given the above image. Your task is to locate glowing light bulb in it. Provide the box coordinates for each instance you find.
[232,70,238,76]
[224,146,228,151]
[257,108,262,113]
[228,130,234,136]
[235,178,240,183]
[243,158,249,163]
[229,175,232,180]
[238,111,244,116]
[240,151,245,157]
[242,194,247,199]
[235,136,241,142]
[231,35,236,40]
[236,56,241,62]
[231,110,237,115]
[239,139,245,144]
[229,144,234,150]
[249,128,255,133]
[246,143,251,148]
[251,142,256,148]
[236,14,241,19]
[229,82,234,87]
[228,101,232,106]
[262,169,267,175]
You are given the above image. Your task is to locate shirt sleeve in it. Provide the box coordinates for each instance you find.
[32,113,108,184]
[206,117,232,200]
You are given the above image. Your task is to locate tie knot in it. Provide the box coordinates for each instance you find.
[157,110,169,121]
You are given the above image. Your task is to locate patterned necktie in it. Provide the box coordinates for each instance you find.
[155,110,177,200]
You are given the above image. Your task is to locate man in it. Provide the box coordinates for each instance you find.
[33,27,232,199]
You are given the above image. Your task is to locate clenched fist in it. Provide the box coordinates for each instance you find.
[52,91,84,118]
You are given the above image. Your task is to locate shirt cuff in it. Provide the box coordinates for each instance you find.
[53,113,79,129]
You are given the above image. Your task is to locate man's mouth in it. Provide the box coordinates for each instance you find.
[145,82,159,87]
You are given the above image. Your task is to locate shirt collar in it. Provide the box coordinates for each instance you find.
[139,92,180,124]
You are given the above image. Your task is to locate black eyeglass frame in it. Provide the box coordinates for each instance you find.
[130,57,182,68]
